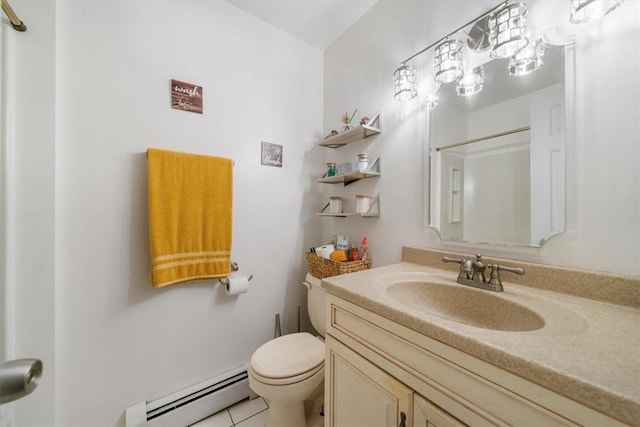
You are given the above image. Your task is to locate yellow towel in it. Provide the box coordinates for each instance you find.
[147,148,233,287]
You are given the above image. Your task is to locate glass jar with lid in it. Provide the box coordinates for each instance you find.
[357,153,369,171]
[356,194,371,214]
[329,196,343,214]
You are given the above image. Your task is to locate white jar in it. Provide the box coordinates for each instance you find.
[329,196,343,214]
[355,194,371,214]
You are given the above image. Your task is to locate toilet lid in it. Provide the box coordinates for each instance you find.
[251,332,324,379]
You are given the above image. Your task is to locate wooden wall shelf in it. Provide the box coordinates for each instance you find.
[318,157,381,186]
[318,113,381,148]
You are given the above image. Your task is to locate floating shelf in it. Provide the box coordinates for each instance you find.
[317,194,380,218]
[318,157,381,186]
[318,170,381,185]
[318,112,381,148]
[316,212,379,218]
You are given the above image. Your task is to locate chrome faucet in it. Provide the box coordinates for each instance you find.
[442,254,524,292]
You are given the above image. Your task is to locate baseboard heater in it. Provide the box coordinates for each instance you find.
[125,366,252,427]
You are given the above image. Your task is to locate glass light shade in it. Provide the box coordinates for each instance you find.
[456,67,484,97]
[393,63,418,101]
[488,3,529,59]
[509,40,545,76]
[425,93,440,110]
[434,39,464,84]
[570,0,624,24]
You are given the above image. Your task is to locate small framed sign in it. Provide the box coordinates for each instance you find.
[171,79,203,114]
[261,142,283,167]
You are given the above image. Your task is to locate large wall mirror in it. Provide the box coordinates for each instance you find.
[428,15,572,247]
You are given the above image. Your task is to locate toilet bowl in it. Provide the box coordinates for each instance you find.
[248,274,326,427]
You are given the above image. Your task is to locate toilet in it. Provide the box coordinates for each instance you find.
[248,274,326,427]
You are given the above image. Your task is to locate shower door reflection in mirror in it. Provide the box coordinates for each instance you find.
[428,46,566,247]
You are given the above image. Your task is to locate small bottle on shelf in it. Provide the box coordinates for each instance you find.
[361,236,368,261]
[350,245,360,261]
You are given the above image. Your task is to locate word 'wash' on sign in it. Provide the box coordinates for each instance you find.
[171,79,203,114]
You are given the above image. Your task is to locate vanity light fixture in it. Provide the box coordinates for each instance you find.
[456,66,485,96]
[434,39,464,84]
[488,2,530,59]
[393,62,418,101]
[391,1,507,102]
[425,93,440,110]
[569,0,625,24]
[393,0,624,103]
[508,39,546,76]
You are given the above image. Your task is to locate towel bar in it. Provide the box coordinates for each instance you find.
[218,261,252,286]
[144,150,235,166]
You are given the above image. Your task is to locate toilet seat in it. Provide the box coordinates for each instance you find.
[250,332,324,385]
[249,362,323,386]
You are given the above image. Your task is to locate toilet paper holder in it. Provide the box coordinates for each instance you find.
[219,261,253,287]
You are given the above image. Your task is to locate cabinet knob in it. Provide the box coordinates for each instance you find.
[399,411,407,427]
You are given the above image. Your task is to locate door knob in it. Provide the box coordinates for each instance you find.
[0,358,43,404]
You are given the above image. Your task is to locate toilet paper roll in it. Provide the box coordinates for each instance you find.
[225,275,250,296]
[315,244,335,259]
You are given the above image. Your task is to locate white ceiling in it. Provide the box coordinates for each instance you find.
[225,0,378,49]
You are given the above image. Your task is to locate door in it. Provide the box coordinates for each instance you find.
[326,336,413,427]
[413,394,467,427]
[0,15,43,416]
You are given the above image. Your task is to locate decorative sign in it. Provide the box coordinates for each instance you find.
[261,142,283,167]
[171,79,203,114]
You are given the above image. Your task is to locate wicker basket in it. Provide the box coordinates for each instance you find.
[305,252,371,279]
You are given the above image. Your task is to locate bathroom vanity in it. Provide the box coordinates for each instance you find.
[322,247,639,426]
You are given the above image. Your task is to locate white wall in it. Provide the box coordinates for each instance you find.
[323,0,640,277]
[6,0,323,425]
[461,92,533,245]
[464,147,530,245]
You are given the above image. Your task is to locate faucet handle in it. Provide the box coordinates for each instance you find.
[442,256,464,264]
[488,264,525,287]
[443,256,472,280]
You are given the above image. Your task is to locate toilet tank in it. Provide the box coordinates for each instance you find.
[303,274,326,337]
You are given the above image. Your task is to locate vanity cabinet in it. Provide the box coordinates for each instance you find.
[413,394,467,427]
[326,336,412,426]
[326,335,467,427]
[325,294,625,427]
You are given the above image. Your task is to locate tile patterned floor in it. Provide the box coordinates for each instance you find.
[190,397,269,427]
[190,395,324,427]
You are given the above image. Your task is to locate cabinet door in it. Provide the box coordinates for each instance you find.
[413,394,467,427]
[327,336,412,427]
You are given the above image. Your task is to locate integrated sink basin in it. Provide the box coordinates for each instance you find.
[386,280,545,332]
